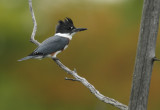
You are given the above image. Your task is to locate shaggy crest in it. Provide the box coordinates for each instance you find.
[58,17,73,25]
[56,17,75,33]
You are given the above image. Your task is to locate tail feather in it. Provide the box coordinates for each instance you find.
[18,56,34,61]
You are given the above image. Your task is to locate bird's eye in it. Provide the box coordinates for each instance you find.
[68,27,73,30]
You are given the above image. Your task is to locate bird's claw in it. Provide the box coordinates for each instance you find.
[52,57,59,61]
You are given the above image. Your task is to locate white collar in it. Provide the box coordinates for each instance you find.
[55,33,74,40]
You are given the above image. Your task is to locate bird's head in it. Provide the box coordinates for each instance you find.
[56,17,87,35]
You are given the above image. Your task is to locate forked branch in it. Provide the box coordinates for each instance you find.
[28,0,128,110]
[52,58,128,110]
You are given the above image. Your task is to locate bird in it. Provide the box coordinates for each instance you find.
[18,17,87,61]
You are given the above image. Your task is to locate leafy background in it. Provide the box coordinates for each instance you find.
[0,0,160,110]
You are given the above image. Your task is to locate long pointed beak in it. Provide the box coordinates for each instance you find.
[73,28,87,32]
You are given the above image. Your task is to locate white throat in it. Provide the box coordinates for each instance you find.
[55,33,75,40]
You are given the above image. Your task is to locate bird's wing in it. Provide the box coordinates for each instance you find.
[30,35,69,56]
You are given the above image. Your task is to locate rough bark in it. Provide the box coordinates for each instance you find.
[128,0,160,110]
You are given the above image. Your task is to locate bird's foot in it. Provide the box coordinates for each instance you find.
[52,57,59,61]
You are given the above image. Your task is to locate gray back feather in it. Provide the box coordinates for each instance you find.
[31,35,69,56]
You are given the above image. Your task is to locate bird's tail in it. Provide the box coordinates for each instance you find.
[18,56,34,61]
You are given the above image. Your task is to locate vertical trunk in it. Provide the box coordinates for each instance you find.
[129,0,160,110]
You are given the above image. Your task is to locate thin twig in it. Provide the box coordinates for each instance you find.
[52,58,128,110]
[153,57,160,61]
[28,0,128,110]
[28,0,40,46]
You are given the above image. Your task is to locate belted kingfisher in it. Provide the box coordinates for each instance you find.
[18,17,87,61]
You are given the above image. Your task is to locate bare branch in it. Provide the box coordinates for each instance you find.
[28,0,128,110]
[52,58,128,110]
[28,0,40,46]
[65,77,80,81]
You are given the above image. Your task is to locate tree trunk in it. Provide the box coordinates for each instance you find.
[129,0,160,110]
